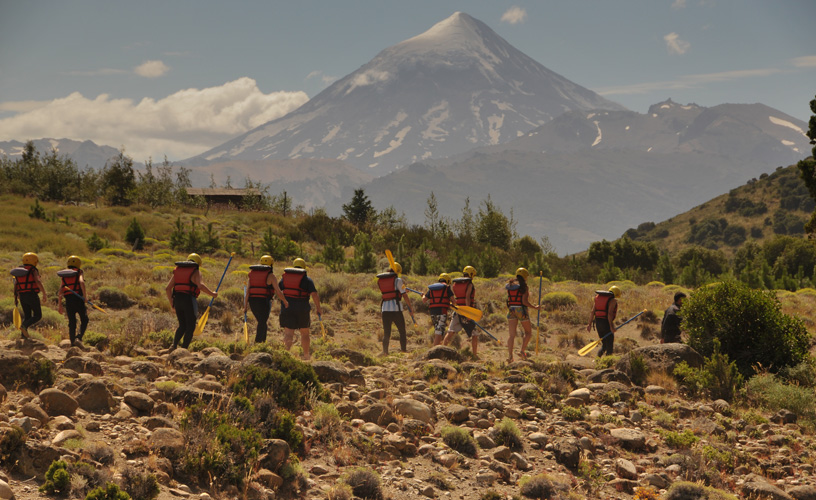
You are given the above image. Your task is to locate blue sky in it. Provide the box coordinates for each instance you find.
[1,0,814,161]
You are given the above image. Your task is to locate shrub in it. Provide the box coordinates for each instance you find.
[746,373,816,423]
[672,340,744,401]
[664,481,738,500]
[629,352,650,386]
[326,483,353,500]
[560,406,585,422]
[481,491,503,500]
[85,482,130,500]
[313,402,343,437]
[40,460,71,494]
[0,426,26,467]
[440,425,477,457]
[682,280,811,377]
[541,292,577,310]
[634,487,660,500]
[266,409,304,453]
[98,287,134,309]
[120,466,159,500]
[661,429,699,449]
[82,331,109,349]
[343,468,383,500]
[125,219,145,250]
[229,351,325,411]
[494,417,522,450]
[520,474,556,499]
[595,355,620,370]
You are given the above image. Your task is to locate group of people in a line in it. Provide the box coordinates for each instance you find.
[9,252,686,360]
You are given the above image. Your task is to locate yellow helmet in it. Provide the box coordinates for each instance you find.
[187,253,202,266]
[463,265,476,278]
[438,273,452,284]
[391,262,402,275]
[609,285,622,298]
[515,267,529,280]
[67,255,82,269]
[260,255,274,266]
[22,252,38,266]
[293,257,306,269]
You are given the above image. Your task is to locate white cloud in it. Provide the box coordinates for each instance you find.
[791,55,816,68]
[134,60,170,78]
[0,77,309,160]
[671,0,687,9]
[500,6,527,24]
[596,67,782,96]
[306,70,337,85]
[664,32,690,55]
[345,70,390,94]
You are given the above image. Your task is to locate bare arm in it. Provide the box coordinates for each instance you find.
[269,274,289,308]
[465,284,473,307]
[166,276,175,310]
[311,291,322,316]
[587,309,596,332]
[609,299,618,332]
[521,289,539,309]
[192,271,217,298]
[402,292,414,315]
[34,270,47,303]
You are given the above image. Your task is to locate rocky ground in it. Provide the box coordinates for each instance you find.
[1,335,815,500]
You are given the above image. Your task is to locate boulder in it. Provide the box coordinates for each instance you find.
[52,429,82,447]
[0,479,12,500]
[0,350,56,391]
[329,348,374,366]
[789,485,816,500]
[587,369,631,385]
[335,402,361,420]
[259,439,290,473]
[18,442,61,479]
[443,404,469,424]
[741,481,792,500]
[130,361,161,381]
[615,458,638,480]
[22,402,49,424]
[124,391,155,413]
[609,428,646,451]
[141,416,178,430]
[423,346,462,362]
[567,387,591,403]
[553,437,581,469]
[149,428,185,458]
[615,344,704,377]
[394,399,434,424]
[63,356,103,376]
[38,388,78,416]
[194,355,234,377]
[360,403,396,426]
[311,361,350,384]
[73,380,117,413]
[0,383,6,403]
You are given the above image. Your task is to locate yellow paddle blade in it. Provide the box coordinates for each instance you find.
[578,339,601,357]
[320,321,326,340]
[243,320,248,343]
[194,307,211,337]
[13,307,21,329]
[451,304,483,322]
[91,302,109,315]
[385,249,395,267]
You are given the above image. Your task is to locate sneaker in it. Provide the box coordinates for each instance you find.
[20,327,29,339]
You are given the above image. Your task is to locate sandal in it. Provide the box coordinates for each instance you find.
[519,350,528,360]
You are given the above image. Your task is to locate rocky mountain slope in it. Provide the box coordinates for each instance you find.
[0,139,121,170]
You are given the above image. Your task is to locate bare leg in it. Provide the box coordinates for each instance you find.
[520,320,533,358]
[471,335,479,358]
[433,334,443,346]
[507,319,518,361]
[300,327,310,360]
[442,330,456,345]
[284,328,295,350]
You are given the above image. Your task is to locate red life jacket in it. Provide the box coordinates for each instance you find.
[506,283,525,307]
[594,291,614,319]
[11,265,38,294]
[248,265,273,299]
[58,267,83,297]
[173,262,200,297]
[452,277,475,306]
[282,268,309,300]
[377,272,400,302]
[426,283,451,312]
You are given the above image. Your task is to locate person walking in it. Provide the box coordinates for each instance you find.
[422,273,454,346]
[377,261,414,355]
[506,268,540,362]
[661,291,686,344]
[444,265,479,357]
[279,258,321,360]
[10,252,47,338]
[166,253,217,349]
[244,255,288,343]
[57,255,89,346]
[586,285,620,357]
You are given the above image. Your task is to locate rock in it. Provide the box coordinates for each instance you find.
[421,485,436,498]
[615,458,638,480]
[476,471,497,485]
[475,433,496,449]
[423,359,458,378]
[22,402,49,424]
[789,485,816,500]
[515,383,543,404]
[552,437,581,469]
[0,479,12,500]
[52,429,82,446]
[149,428,185,458]
[360,403,396,426]
[124,391,155,413]
[259,439,290,473]
[361,423,384,435]
[18,441,61,479]
[587,369,631,385]
[170,386,223,406]
[444,404,469,423]
[741,481,793,500]
[394,399,434,424]
[335,402,361,420]
[141,416,177,430]
[256,469,283,489]
[711,399,731,414]
[489,462,511,484]
[509,452,530,470]
[194,355,234,377]
[329,348,373,366]
[615,344,704,377]
[63,356,103,376]
[772,409,798,424]
[568,387,591,403]
[403,418,432,436]
[609,428,646,451]
[130,361,161,381]
[610,478,637,494]
[9,417,34,433]
[528,432,548,446]
[423,345,462,362]
[311,361,350,384]
[384,433,406,451]
[644,385,666,395]
[190,378,223,392]
[39,388,79,416]
[492,446,512,462]
[643,473,670,489]
[73,380,117,413]
[0,351,56,391]
[51,416,74,430]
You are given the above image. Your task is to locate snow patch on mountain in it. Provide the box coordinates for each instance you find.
[769,116,807,136]
[374,126,411,159]
[592,121,602,147]
[422,102,451,141]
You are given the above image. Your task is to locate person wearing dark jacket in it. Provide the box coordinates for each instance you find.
[661,292,686,343]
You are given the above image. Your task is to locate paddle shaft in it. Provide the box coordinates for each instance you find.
[203,253,235,310]
[62,286,107,314]
[405,287,482,321]
[536,272,543,353]
[593,310,646,343]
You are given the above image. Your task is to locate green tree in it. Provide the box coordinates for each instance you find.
[342,188,375,226]
[424,191,445,238]
[796,95,816,234]
[348,232,376,273]
[456,197,475,244]
[321,234,345,271]
[655,253,675,284]
[101,150,136,206]
[125,218,145,250]
[476,195,512,248]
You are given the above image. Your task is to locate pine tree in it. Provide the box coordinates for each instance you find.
[321,235,345,271]
[125,218,145,250]
[342,188,374,227]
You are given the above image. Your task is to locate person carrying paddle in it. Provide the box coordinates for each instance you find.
[244,255,289,343]
[377,261,414,355]
[444,265,479,357]
[10,252,47,338]
[661,291,686,344]
[166,253,217,350]
[587,285,621,357]
[506,268,540,362]
[57,255,89,347]
[279,258,322,360]
[422,273,454,346]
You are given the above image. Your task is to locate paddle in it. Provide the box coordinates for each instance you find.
[194,252,235,337]
[63,287,108,314]
[318,313,326,340]
[578,309,647,356]
[405,288,483,322]
[13,303,21,329]
[243,285,249,343]
[473,320,501,344]
[536,271,543,354]
[385,249,396,271]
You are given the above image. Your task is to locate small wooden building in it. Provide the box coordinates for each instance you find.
[186,188,261,207]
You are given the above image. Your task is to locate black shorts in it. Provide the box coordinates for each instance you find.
[595,318,612,337]
[280,308,311,329]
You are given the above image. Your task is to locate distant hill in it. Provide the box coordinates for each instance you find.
[0,138,122,170]
[619,163,813,257]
